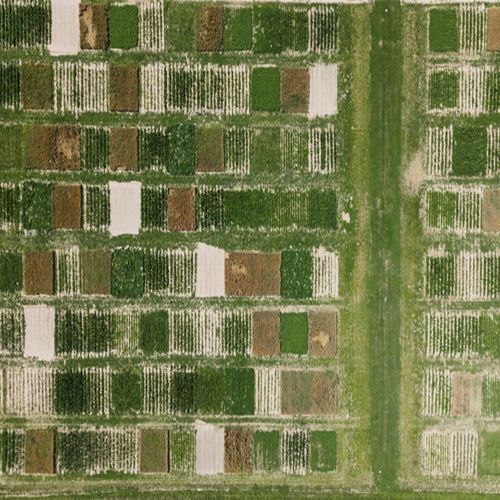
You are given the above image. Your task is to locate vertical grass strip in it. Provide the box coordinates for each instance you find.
[224,127,251,175]
[423,368,451,417]
[427,126,453,176]
[139,0,164,51]
[460,3,486,55]
[140,63,165,114]
[55,247,80,296]
[255,368,281,416]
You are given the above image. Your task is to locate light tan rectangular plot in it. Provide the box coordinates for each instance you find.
[195,244,225,297]
[483,189,500,231]
[140,429,168,473]
[195,422,224,475]
[49,0,80,55]
[252,310,281,356]
[24,305,55,361]
[308,310,337,357]
[25,429,55,474]
[488,8,500,51]
[308,64,337,118]
[452,372,482,416]
[109,181,141,236]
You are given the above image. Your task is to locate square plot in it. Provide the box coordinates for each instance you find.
[21,63,53,110]
[251,67,280,112]
[167,187,196,232]
[109,181,141,236]
[428,70,459,111]
[308,311,337,357]
[110,128,138,172]
[429,8,458,52]
[224,8,252,51]
[488,8,500,51]
[225,252,281,296]
[24,251,54,296]
[196,128,224,172]
[281,68,308,114]
[109,4,138,49]
[252,310,280,356]
[253,431,280,472]
[25,429,55,474]
[49,0,80,55]
[310,431,336,472]
[197,6,223,52]
[308,64,337,118]
[281,313,308,355]
[224,427,253,473]
[451,372,482,416]
[140,429,168,473]
[452,126,487,176]
[81,250,111,295]
[109,65,139,112]
[79,3,109,50]
[52,185,82,229]
[24,305,55,361]
[480,431,500,475]
[196,423,224,475]
[307,190,337,230]
[281,370,338,415]
[483,189,500,232]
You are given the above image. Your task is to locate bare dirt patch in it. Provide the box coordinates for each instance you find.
[451,372,482,416]
[225,252,281,296]
[26,125,81,171]
[25,429,55,474]
[196,6,223,52]
[252,310,280,356]
[110,128,138,172]
[80,3,109,50]
[483,189,500,231]
[82,250,111,295]
[405,151,424,195]
[281,68,309,114]
[24,251,54,296]
[167,187,196,232]
[224,427,253,474]
[109,65,139,112]
[140,429,168,474]
[196,127,224,172]
[308,311,337,357]
[488,8,500,51]
[52,185,82,229]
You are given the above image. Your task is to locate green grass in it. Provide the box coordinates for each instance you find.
[428,70,458,111]
[310,431,337,472]
[194,366,224,415]
[251,128,281,175]
[0,126,23,170]
[281,312,308,355]
[452,126,487,176]
[224,8,252,51]
[251,67,280,112]
[0,253,22,293]
[112,370,142,414]
[253,5,281,54]
[425,256,455,298]
[0,63,20,108]
[281,250,313,299]
[428,9,458,52]
[21,180,52,231]
[139,310,169,355]
[109,5,138,49]
[307,190,337,230]
[254,431,280,472]
[168,124,196,175]
[111,248,144,299]
[165,2,195,52]
[171,371,197,414]
[480,432,500,476]
[224,368,255,416]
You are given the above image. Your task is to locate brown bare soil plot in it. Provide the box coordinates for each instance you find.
[196,127,224,172]
[26,125,81,171]
[308,311,337,357]
[225,252,281,296]
[109,65,139,112]
[252,310,281,356]
[483,189,500,231]
[224,427,253,473]
[281,68,309,114]
[281,370,338,415]
[25,429,55,474]
[81,250,111,295]
[52,185,82,229]
[80,3,109,50]
[451,372,482,416]
[167,187,196,232]
[488,8,500,51]
[110,128,138,172]
[197,6,224,52]
[140,429,168,474]
[24,251,54,296]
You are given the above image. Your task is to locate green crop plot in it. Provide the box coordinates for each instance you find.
[254,431,280,472]
[481,432,500,476]
[111,248,144,299]
[165,3,196,52]
[109,5,138,49]
[139,311,169,355]
[224,368,255,415]
[21,180,52,231]
[307,190,337,230]
[281,313,308,355]
[0,126,23,170]
[281,250,313,299]
[253,5,281,54]
[252,128,281,174]
[112,371,142,414]
[428,9,458,52]
[0,253,22,293]
[310,431,337,472]
[171,371,197,414]
[194,367,224,415]
[0,63,20,108]
[168,124,196,175]
[224,8,252,51]
[81,127,109,171]
[428,70,458,111]
[251,67,280,112]
[425,256,455,298]
[452,127,487,176]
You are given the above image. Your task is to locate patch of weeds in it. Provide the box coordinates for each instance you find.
[281,250,313,299]
[253,4,281,54]
[109,5,138,49]
[281,312,308,355]
[0,126,23,169]
[310,431,336,472]
[111,248,144,299]
[21,180,52,231]
[224,368,254,416]
[165,2,195,52]
[112,370,142,414]
[224,8,252,50]
[139,310,169,355]
[251,128,281,175]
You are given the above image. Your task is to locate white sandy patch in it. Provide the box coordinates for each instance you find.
[308,64,337,118]
[23,305,55,361]
[341,211,350,223]
[48,0,79,55]
[109,181,141,236]
[195,244,225,297]
[195,422,224,475]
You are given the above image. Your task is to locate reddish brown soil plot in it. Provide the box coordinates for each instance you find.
[24,251,54,296]
[225,252,281,296]
[140,429,168,474]
[110,128,138,172]
[308,311,338,357]
[197,6,224,52]
[109,65,139,112]
[80,3,109,50]
[224,427,253,473]
[451,372,482,416]
[25,429,55,474]
[52,185,82,229]
[167,187,196,232]
[252,310,281,356]
[483,189,500,231]
[81,250,111,295]
[488,8,500,51]
[281,68,309,114]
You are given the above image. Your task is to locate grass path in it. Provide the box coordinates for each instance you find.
[369,0,403,490]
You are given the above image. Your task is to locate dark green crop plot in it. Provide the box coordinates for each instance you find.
[480,314,500,359]
[171,371,197,414]
[167,124,196,175]
[21,180,52,231]
[452,126,487,176]
[197,186,224,230]
[253,5,281,54]
[55,371,86,415]
[0,126,23,170]
[223,313,250,355]
[141,186,168,231]
[251,67,280,112]
[251,128,281,175]
[487,71,500,113]
[281,312,308,355]
[194,366,224,415]
[139,128,168,171]
[428,70,458,111]
[310,431,337,472]
[224,368,254,415]
[254,431,280,472]
[281,9,308,52]
[0,184,20,229]
[425,256,455,298]
[281,250,313,299]
[1,430,24,474]
[307,190,337,230]
[111,248,144,299]
[483,373,500,419]
[0,253,22,293]
[480,432,500,476]
[109,5,138,49]
[224,190,274,228]
[112,371,142,414]
[81,127,109,171]
[426,191,457,229]
[428,9,458,52]
[140,310,169,355]
[0,63,20,109]
[224,8,252,51]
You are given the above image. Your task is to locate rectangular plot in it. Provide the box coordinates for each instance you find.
[460,3,486,55]
[282,430,307,475]
[451,372,482,416]
[423,368,451,417]
[143,365,169,415]
[0,308,24,354]
[428,126,453,176]
[170,429,195,475]
[0,62,20,109]
[0,183,20,230]
[224,128,251,175]
[308,6,336,53]
[139,0,164,51]
[195,423,224,475]
[81,127,109,171]
[83,185,109,231]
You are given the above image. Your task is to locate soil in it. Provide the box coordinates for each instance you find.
[483,189,500,231]
[308,311,337,357]
[281,68,309,114]
[81,250,111,295]
[224,427,253,473]
[167,187,196,232]
[79,3,109,50]
[26,125,81,171]
[140,429,168,474]
[52,184,82,229]
[24,251,54,296]
[109,65,139,112]
[252,310,281,356]
[21,63,53,110]
[281,370,338,415]
[196,127,224,172]
[488,8,500,51]
[24,429,55,474]
[110,128,138,172]
[225,252,281,296]
[196,6,224,52]
[451,372,482,416]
